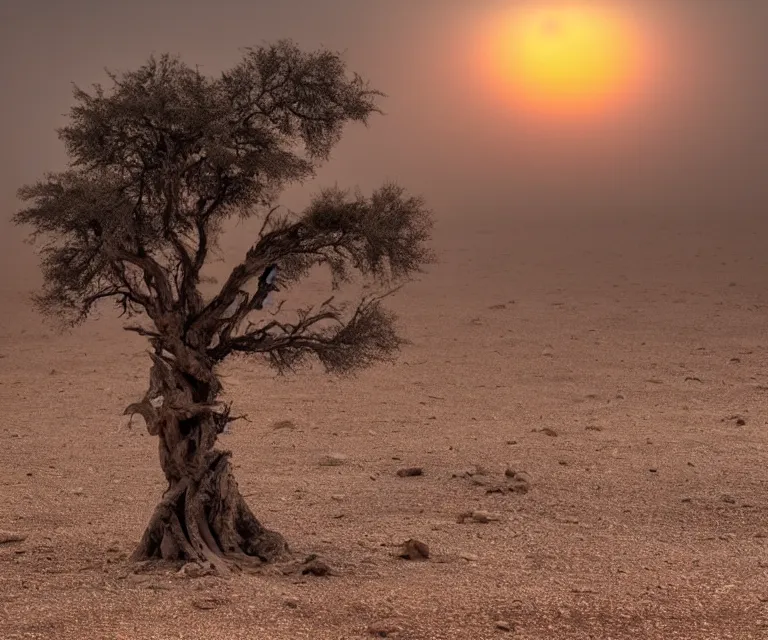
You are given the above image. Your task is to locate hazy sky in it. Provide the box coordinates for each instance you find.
[2,0,767,282]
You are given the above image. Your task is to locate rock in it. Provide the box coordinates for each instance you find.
[508,478,530,494]
[396,467,423,477]
[453,465,489,478]
[458,510,502,524]
[540,427,558,437]
[72,488,85,496]
[301,556,333,576]
[495,620,513,631]
[319,453,348,467]
[368,619,404,637]
[485,484,507,494]
[331,494,345,501]
[399,538,430,560]
[460,552,479,562]
[721,494,737,504]
[271,419,297,430]
[283,597,300,609]
[0,531,27,545]
[504,470,531,493]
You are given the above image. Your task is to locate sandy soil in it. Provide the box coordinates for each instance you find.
[1,215,766,639]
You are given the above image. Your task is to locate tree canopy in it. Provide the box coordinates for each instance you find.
[15,40,434,375]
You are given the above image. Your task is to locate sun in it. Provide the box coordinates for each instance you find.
[484,5,645,118]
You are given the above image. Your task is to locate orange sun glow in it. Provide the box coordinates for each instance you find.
[483,5,647,119]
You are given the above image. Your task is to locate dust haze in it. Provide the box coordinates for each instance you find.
[1,1,767,638]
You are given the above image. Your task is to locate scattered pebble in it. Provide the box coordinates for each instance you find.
[495,620,513,631]
[271,419,297,430]
[458,510,502,524]
[396,467,423,477]
[368,619,404,637]
[301,556,333,576]
[319,453,347,467]
[0,532,27,545]
[399,538,430,561]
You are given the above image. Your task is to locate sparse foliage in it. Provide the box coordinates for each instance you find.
[14,40,433,571]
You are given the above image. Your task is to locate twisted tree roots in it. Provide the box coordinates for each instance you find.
[131,450,287,575]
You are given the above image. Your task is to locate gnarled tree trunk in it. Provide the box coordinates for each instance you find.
[125,344,287,574]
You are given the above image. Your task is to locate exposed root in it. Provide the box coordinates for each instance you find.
[132,452,287,575]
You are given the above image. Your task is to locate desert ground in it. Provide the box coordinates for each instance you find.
[1,214,766,639]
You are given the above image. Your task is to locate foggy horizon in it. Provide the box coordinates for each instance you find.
[2,0,767,289]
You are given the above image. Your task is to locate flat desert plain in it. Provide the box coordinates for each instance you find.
[1,215,766,639]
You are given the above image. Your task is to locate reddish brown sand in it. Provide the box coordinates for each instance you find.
[1,215,766,639]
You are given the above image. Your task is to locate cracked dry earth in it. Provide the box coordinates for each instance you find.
[1,216,767,639]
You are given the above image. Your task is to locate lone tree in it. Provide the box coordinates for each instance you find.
[15,41,433,574]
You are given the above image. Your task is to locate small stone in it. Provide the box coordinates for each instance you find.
[319,453,347,467]
[563,516,580,524]
[283,597,300,609]
[649,468,658,473]
[460,552,479,562]
[0,531,27,545]
[331,494,345,501]
[495,620,513,631]
[468,510,502,524]
[72,488,85,495]
[540,427,558,437]
[396,467,423,477]
[271,419,297,430]
[485,484,507,494]
[399,538,430,560]
[367,619,404,637]
[721,494,737,504]
[735,418,746,426]
[719,533,736,541]
[301,557,332,576]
